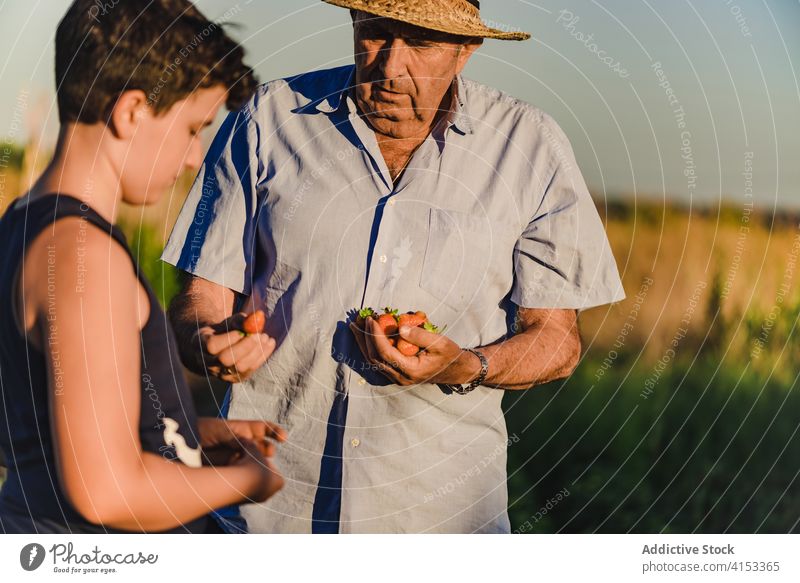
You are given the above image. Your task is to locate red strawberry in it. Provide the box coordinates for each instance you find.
[350,306,442,353]
[375,313,399,346]
[396,338,420,356]
[242,310,266,335]
[398,311,427,329]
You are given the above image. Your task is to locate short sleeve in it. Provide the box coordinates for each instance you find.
[160,104,261,295]
[511,117,625,313]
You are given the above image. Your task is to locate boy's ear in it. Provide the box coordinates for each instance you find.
[109,90,150,139]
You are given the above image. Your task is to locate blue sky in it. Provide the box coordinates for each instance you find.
[1,0,798,209]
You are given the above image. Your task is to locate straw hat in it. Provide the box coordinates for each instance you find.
[322,0,531,41]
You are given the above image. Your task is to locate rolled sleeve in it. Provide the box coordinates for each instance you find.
[161,105,261,295]
[511,118,625,313]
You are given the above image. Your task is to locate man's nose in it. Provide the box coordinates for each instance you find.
[378,37,410,80]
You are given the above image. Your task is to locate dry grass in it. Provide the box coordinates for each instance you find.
[581,198,799,367]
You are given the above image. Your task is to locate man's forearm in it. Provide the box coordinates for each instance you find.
[167,275,236,375]
[471,319,581,391]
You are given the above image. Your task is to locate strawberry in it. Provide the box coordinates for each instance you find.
[396,338,420,356]
[242,310,266,335]
[349,306,443,353]
[355,307,375,330]
[398,311,447,355]
[395,312,427,355]
[398,311,427,329]
[375,312,399,346]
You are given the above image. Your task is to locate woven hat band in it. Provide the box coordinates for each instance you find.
[321,0,531,41]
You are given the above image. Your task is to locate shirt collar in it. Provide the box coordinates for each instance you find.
[298,65,474,135]
[446,74,474,135]
[294,65,355,115]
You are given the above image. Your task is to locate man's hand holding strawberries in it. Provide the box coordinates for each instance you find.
[349,308,483,386]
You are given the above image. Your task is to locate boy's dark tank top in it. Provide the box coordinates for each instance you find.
[0,194,208,533]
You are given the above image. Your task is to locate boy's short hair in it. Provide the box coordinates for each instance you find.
[56,0,258,124]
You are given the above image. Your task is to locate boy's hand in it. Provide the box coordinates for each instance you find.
[232,439,285,503]
[199,418,287,466]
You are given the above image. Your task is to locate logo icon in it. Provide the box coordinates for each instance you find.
[20,543,46,571]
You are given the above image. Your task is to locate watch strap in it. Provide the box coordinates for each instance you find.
[448,348,488,395]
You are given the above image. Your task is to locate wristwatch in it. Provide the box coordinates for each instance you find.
[445,348,489,395]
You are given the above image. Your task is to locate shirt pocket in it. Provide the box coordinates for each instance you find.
[419,208,494,310]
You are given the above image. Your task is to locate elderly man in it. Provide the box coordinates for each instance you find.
[162,0,625,534]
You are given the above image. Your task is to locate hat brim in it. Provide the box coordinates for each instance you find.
[323,0,531,41]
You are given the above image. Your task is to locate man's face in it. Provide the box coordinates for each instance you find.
[352,11,481,139]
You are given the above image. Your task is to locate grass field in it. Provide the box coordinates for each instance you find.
[1,144,798,532]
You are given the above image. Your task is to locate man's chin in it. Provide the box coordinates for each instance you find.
[366,111,418,127]
[368,109,412,121]
[366,106,419,123]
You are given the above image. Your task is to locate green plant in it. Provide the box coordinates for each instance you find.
[117,219,182,310]
[504,351,800,533]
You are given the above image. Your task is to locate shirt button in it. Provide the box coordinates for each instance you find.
[379,254,387,263]
[358,377,367,385]
[351,438,361,448]
[388,199,396,206]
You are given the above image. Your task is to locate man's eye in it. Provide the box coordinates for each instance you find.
[407,37,439,49]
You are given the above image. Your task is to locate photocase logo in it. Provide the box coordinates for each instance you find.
[20,543,46,571]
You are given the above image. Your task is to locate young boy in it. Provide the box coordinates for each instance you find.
[0,0,283,533]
